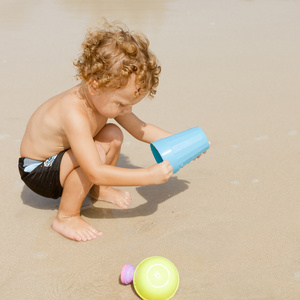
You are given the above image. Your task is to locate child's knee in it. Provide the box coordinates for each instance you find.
[103,124,124,149]
[94,124,123,164]
[95,123,124,147]
[106,124,124,143]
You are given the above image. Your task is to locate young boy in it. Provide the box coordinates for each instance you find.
[19,22,178,242]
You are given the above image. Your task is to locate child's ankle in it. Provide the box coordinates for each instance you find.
[56,211,80,220]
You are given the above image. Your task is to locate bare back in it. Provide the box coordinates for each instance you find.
[20,86,107,160]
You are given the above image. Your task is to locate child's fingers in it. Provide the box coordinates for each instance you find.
[162,160,172,168]
[160,160,173,175]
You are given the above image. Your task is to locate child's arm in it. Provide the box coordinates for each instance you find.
[116,113,210,160]
[115,112,172,143]
[63,109,172,187]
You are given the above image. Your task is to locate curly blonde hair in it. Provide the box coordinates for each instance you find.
[74,21,161,99]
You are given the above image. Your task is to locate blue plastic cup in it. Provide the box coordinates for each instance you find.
[150,126,209,174]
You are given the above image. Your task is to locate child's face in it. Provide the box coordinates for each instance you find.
[90,75,146,118]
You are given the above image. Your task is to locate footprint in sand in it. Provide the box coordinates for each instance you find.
[135,220,156,232]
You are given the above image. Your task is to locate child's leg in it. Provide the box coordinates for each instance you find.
[52,151,100,241]
[89,124,131,209]
[52,124,129,242]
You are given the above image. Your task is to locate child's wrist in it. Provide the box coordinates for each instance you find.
[144,167,153,186]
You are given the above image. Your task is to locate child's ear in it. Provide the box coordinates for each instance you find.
[88,80,99,95]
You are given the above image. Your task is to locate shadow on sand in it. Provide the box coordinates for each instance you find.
[21,154,190,219]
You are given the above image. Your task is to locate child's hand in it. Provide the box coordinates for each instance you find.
[147,161,173,184]
[193,150,207,160]
[193,141,211,161]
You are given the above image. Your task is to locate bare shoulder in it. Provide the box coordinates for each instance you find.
[30,87,84,134]
[59,87,88,120]
[35,86,79,116]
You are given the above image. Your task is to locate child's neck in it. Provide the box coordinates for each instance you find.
[78,83,98,113]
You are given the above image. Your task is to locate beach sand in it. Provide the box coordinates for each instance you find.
[1,0,300,298]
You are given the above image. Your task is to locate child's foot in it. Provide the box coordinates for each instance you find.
[52,214,103,242]
[89,186,131,209]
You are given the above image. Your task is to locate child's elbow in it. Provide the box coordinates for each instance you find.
[84,167,100,186]
[88,172,101,186]
[86,165,108,186]
[89,176,99,186]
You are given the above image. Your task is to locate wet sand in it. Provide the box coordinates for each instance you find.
[1,0,300,298]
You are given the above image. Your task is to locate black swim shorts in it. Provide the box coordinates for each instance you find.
[18,150,67,199]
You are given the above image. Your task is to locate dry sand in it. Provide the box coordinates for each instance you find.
[1,0,300,299]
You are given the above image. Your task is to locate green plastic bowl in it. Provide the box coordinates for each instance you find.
[133,256,179,300]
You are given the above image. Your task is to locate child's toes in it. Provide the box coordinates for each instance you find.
[74,234,82,242]
[120,202,128,209]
